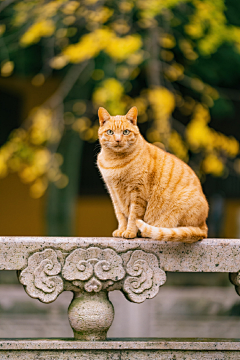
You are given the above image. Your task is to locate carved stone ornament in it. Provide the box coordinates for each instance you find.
[19,248,63,303]
[18,245,166,340]
[19,246,166,303]
[229,272,240,296]
[123,250,166,303]
[62,247,126,292]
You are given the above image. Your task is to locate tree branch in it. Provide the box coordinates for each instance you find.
[146,26,162,87]
[44,61,89,109]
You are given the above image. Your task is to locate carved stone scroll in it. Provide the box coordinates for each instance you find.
[19,248,63,303]
[123,250,166,303]
[62,247,126,292]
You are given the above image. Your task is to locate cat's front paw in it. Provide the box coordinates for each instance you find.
[113,229,125,237]
[122,230,137,239]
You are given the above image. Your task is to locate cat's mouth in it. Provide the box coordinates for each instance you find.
[112,143,127,151]
[113,143,124,148]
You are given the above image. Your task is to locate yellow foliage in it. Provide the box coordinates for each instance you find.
[186,104,239,159]
[137,0,188,19]
[20,20,55,46]
[93,78,126,115]
[62,1,80,15]
[148,87,175,118]
[202,154,224,176]
[30,178,48,198]
[63,28,112,63]
[169,130,189,162]
[148,87,175,145]
[1,61,14,77]
[191,78,205,92]
[116,66,130,79]
[62,15,76,25]
[72,117,91,133]
[204,85,219,100]
[19,148,51,183]
[164,62,184,81]
[126,51,144,65]
[186,104,213,151]
[86,7,113,25]
[50,55,69,69]
[179,96,196,116]
[32,73,45,87]
[105,34,142,62]
[132,96,148,116]
[36,1,65,19]
[56,28,67,38]
[30,108,55,145]
[112,19,131,35]
[146,129,161,143]
[56,28,142,64]
[184,0,240,55]
[0,157,8,178]
[160,50,174,62]
[119,1,134,13]
[159,34,176,48]
[2,0,239,189]
[0,24,6,36]
[179,39,198,60]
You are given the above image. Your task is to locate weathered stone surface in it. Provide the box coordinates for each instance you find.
[0,351,120,360]
[2,236,240,342]
[120,352,240,360]
[68,291,114,341]
[1,340,240,359]
[18,245,165,305]
[17,241,166,340]
[123,250,166,303]
[0,338,240,350]
[0,350,239,360]
[62,247,125,293]
[1,237,240,272]
[19,249,63,303]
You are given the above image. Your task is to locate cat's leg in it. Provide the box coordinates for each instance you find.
[110,188,128,237]
[122,192,147,239]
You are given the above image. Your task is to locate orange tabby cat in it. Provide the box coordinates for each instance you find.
[97,106,208,243]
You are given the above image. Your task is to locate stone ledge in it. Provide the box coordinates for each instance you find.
[0,236,240,272]
[0,339,240,350]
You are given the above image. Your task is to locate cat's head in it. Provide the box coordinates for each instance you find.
[98,106,140,153]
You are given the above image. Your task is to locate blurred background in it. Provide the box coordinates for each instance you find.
[1,0,240,339]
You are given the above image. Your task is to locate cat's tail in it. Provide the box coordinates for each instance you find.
[136,220,207,243]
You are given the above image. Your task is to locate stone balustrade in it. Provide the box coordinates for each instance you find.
[1,236,240,358]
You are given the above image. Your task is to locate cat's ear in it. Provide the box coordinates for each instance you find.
[98,107,110,126]
[126,106,138,125]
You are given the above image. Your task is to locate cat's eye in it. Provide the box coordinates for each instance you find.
[107,129,114,135]
[123,129,130,135]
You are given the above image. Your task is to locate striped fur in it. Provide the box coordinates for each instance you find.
[136,220,208,243]
[97,107,209,243]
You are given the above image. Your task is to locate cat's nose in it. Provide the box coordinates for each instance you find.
[115,135,122,142]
